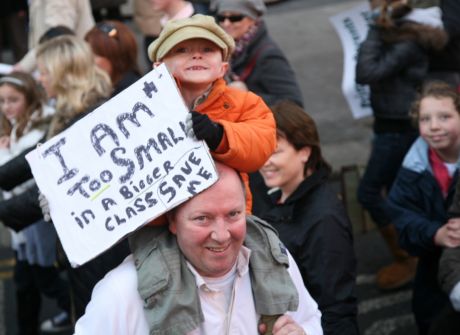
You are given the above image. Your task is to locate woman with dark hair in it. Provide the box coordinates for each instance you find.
[85,20,141,96]
[256,100,359,335]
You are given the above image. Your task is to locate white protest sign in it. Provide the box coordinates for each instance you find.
[330,2,373,119]
[26,64,218,267]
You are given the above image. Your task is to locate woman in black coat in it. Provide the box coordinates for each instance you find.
[214,0,304,107]
[255,100,358,335]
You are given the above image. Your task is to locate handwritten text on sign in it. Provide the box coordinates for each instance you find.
[26,64,217,267]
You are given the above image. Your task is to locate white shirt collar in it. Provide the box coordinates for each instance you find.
[186,246,251,291]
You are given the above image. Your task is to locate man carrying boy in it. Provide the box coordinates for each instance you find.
[74,162,323,334]
[73,16,322,334]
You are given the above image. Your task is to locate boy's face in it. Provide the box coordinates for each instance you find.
[160,38,228,90]
[419,96,460,162]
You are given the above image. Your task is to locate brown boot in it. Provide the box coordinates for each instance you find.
[376,224,417,290]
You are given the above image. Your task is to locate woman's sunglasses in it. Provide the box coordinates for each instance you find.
[216,15,245,23]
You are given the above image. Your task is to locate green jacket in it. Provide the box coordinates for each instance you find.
[129,215,299,335]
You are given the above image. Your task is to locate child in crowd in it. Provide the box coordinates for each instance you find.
[147,13,276,211]
[0,72,71,334]
[115,14,290,334]
[388,81,460,335]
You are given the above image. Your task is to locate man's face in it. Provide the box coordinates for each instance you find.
[161,38,228,90]
[169,167,246,278]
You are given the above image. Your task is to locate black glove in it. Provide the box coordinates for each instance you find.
[187,111,224,151]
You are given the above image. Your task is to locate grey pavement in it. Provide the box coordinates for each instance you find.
[0,1,417,335]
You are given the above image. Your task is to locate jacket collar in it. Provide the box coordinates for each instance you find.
[269,165,330,206]
[402,136,460,174]
[195,78,228,112]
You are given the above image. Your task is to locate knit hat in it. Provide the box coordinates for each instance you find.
[216,0,266,20]
[148,14,235,62]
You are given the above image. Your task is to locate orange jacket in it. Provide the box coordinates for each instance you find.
[150,78,276,224]
[195,78,276,212]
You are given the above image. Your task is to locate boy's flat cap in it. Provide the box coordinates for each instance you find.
[148,14,235,62]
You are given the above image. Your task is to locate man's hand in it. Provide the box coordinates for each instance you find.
[185,111,223,151]
[258,315,306,335]
[434,219,460,248]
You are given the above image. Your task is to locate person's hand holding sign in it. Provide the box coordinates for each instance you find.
[185,111,224,151]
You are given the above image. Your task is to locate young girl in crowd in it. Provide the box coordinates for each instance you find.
[388,81,460,334]
[257,100,358,335]
[0,72,71,334]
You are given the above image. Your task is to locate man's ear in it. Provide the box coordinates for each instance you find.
[167,212,177,235]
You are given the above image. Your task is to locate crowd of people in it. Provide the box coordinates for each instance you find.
[0,0,459,334]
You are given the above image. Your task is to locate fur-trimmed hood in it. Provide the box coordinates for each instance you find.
[379,20,448,50]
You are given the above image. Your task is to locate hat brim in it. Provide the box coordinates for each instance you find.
[152,26,229,61]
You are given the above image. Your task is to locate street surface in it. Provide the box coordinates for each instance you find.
[0,0,417,334]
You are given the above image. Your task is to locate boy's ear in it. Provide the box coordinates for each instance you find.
[220,62,229,77]
[153,61,162,68]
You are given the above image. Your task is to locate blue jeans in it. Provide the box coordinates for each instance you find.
[357,132,417,227]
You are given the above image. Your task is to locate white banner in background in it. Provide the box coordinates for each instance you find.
[330,2,373,119]
[26,64,218,267]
